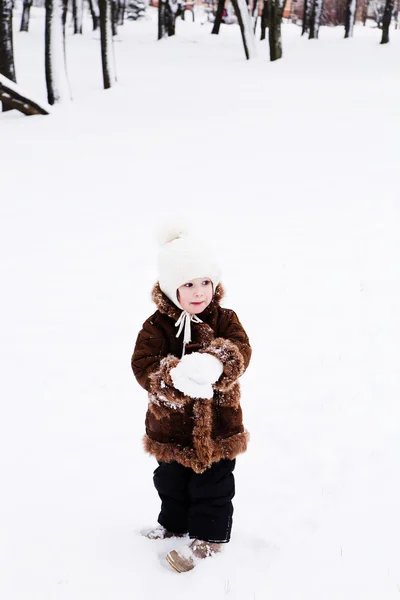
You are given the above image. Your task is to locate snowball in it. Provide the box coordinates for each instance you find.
[180,352,224,385]
[170,361,214,399]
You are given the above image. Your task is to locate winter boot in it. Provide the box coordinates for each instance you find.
[166,539,222,573]
[141,525,187,540]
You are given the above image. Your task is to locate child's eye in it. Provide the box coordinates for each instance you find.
[202,280,211,286]
[184,283,193,288]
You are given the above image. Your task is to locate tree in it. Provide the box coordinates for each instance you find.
[158,0,168,38]
[268,0,284,59]
[62,0,69,29]
[20,0,33,32]
[0,0,16,112]
[211,0,256,58]
[72,0,83,33]
[158,0,181,39]
[381,0,394,41]
[309,0,324,37]
[345,0,357,36]
[212,0,226,33]
[0,73,50,115]
[252,0,260,33]
[117,0,126,25]
[111,0,119,34]
[99,0,117,87]
[302,0,311,33]
[230,0,257,58]
[45,0,71,104]
[88,0,100,30]
[260,0,269,39]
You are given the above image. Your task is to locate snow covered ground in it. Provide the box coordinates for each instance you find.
[1,9,400,599]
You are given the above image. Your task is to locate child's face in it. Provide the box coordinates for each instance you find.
[177,277,213,314]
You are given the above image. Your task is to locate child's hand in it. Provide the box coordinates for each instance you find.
[180,352,224,385]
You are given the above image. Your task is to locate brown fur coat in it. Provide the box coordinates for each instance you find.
[131,283,251,473]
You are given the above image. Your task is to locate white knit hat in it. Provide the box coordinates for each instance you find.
[157,227,220,311]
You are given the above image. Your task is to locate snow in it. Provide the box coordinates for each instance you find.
[0,72,52,112]
[180,352,224,385]
[171,364,213,399]
[1,8,400,600]
[170,352,223,398]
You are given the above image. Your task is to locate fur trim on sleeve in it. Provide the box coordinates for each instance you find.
[158,354,180,387]
[148,354,189,413]
[201,338,245,392]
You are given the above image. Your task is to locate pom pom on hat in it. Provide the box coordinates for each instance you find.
[156,224,187,247]
[157,224,220,310]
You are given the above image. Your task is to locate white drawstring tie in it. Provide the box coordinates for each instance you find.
[175,311,202,356]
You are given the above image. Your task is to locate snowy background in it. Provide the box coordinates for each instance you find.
[1,9,400,599]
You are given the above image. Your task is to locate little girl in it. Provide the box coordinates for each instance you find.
[131,228,251,572]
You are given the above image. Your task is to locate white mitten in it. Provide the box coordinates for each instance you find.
[180,352,224,385]
[170,361,214,399]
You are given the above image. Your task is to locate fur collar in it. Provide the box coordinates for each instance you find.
[152,282,225,321]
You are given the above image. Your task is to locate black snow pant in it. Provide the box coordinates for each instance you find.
[153,458,236,543]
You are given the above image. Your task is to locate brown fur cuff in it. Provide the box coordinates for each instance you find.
[148,354,189,411]
[158,354,180,387]
[201,338,245,392]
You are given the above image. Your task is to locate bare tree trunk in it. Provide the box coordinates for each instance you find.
[361,0,368,23]
[268,0,283,59]
[302,0,311,33]
[99,0,117,86]
[117,0,126,24]
[344,0,357,36]
[158,0,179,39]
[381,0,394,41]
[87,0,100,28]
[0,73,50,115]
[252,0,260,32]
[111,0,118,34]
[395,0,399,27]
[231,0,257,58]
[45,0,71,104]
[0,0,16,112]
[309,0,323,38]
[260,0,269,39]
[20,0,33,32]
[167,1,176,35]
[72,0,83,32]
[212,0,225,33]
[158,0,167,38]
[62,0,69,30]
